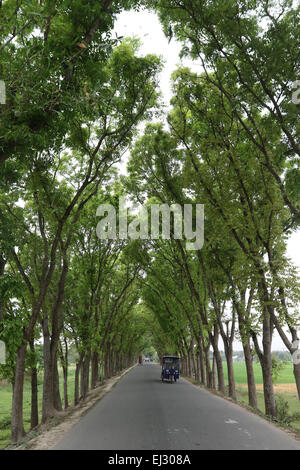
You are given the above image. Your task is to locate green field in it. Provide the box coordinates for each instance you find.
[222,361,300,433]
[222,360,295,385]
[0,366,77,449]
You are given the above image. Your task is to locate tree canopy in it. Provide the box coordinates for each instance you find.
[0,0,300,445]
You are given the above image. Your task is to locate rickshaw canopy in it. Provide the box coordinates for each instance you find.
[161,356,180,382]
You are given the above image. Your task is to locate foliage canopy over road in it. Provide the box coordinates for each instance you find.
[0,0,300,444]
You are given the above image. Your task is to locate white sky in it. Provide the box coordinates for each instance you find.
[113,10,300,352]
[114,10,198,106]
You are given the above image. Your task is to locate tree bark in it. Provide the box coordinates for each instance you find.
[210,327,225,394]
[53,356,62,411]
[293,363,300,400]
[80,353,90,400]
[261,316,277,418]
[41,315,57,422]
[198,338,205,384]
[212,354,217,390]
[224,342,236,400]
[204,344,212,388]
[243,340,258,409]
[252,314,277,418]
[74,359,81,405]
[59,338,69,409]
[29,339,39,429]
[42,338,56,422]
[62,363,68,409]
[11,342,27,442]
[235,299,258,409]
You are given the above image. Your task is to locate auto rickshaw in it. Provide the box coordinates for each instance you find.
[161,355,180,383]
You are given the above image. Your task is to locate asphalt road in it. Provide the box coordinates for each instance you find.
[53,363,300,450]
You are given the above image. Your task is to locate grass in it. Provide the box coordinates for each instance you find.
[0,366,77,449]
[233,387,300,432]
[222,360,295,384]
[221,361,300,433]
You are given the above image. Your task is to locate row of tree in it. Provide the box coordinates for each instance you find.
[127,0,300,419]
[0,0,161,443]
[0,0,300,445]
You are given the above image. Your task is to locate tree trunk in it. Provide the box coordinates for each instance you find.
[11,342,27,442]
[210,327,225,394]
[195,349,200,382]
[103,353,107,379]
[53,356,62,411]
[190,339,197,379]
[42,339,56,422]
[262,316,277,418]
[261,359,277,418]
[80,353,90,400]
[99,359,104,384]
[42,316,57,422]
[180,355,185,376]
[224,343,236,400]
[187,350,192,377]
[198,339,206,384]
[212,354,217,390]
[59,336,69,409]
[184,355,188,376]
[29,339,39,429]
[252,315,277,418]
[243,341,258,409]
[74,360,81,405]
[30,366,39,429]
[204,344,212,388]
[235,300,258,409]
[62,364,68,409]
[293,362,300,400]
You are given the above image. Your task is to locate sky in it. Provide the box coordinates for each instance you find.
[113,10,300,351]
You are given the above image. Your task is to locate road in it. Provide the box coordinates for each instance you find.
[53,363,300,450]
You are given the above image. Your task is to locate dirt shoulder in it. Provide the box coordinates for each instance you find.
[7,365,136,451]
[238,382,298,394]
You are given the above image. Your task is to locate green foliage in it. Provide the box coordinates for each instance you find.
[271,354,289,385]
[276,395,300,425]
[0,274,23,303]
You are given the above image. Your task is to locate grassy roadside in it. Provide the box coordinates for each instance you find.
[198,361,300,434]
[234,386,300,432]
[223,362,300,433]
[0,366,77,449]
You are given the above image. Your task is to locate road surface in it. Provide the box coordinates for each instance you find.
[53,363,300,450]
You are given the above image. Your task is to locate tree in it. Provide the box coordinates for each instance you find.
[153,0,300,225]
[1,37,161,441]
